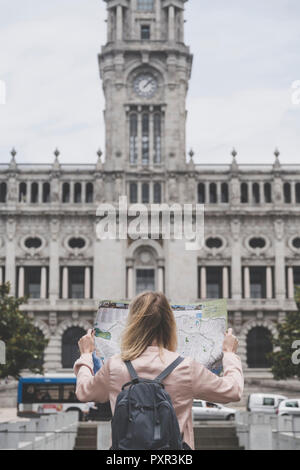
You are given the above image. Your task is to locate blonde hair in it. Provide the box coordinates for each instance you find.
[121,291,178,361]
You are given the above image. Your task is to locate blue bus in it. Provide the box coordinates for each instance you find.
[17,374,89,421]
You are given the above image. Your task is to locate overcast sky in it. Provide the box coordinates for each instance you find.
[0,0,299,165]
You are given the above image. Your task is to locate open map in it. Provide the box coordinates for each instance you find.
[94,299,227,375]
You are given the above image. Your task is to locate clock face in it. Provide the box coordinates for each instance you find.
[133,74,158,98]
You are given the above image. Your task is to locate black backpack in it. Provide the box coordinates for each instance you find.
[111,356,185,450]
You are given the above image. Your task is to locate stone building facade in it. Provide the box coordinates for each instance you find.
[0,0,299,373]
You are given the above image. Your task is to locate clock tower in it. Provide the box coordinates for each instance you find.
[99,0,193,173]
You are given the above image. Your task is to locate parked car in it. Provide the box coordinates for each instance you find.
[192,400,236,421]
[277,399,300,417]
[247,393,287,414]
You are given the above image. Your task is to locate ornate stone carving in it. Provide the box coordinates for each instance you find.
[49,312,57,335]
[233,312,242,334]
[189,176,195,203]
[231,219,240,241]
[6,218,16,241]
[114,177,123,200]
[7,178,17,203]
[168,177,179,203]
[50,178,60,203]
[274,218,284,241]
[231,178,240,205]
[50,218,60,242]
[273,178,282,203]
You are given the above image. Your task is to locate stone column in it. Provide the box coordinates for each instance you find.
[40,267,47,299]
[201,267,206,299]
[62,267,68,299]
[116,5,123,42]
[231,219,242,300]
[274,219,286,300]
[149,181,154,204]
[38,182,43,204]
[266,266,273,299]
[168,5,175,42]
[18,266,25,298]
[84,267,91,299]
[44,335,61,372]
[131,0,137,39]
[205,183,209,204]
[49,219,60,305]
[260,182,264,203]
[70,182,74,204]
[149,109,154,168]
[244,267,250,299]
[155,0,161,40]
[5,218,16,295]
[222,266,229,299]
[291,182,296,205]
[127,267,134,299]
[217,183,221,204]
[248,182,253,204]
[179,10,184,42]
[288,267,294,299]
[138,110,142,168]
[0,266,3,285]
[158,267,164,292]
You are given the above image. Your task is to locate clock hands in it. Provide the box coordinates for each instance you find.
[143,79,154,89]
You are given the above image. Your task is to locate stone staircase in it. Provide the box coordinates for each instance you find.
[194,422,244,450]
[74,423,98,450]
[74,421,244,451]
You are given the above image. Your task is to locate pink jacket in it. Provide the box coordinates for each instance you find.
[74,346,244,450]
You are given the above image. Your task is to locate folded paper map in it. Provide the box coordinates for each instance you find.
[94,299,227,375]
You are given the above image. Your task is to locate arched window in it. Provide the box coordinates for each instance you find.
[209,183,217,204]
[296,183,300,204]
[31,182,39,203]
[62,183,70,203]
[154,113,161,164]
[74,183,82,203]
[43,182,50,203]
[0,182,7,203]
[142,183,150,204]
[241,183,248,203]
[284,183,291,203]
[130,183,138,203]
[198,183,205,204]
[221,183,229,203]
[264,182,272,203]
[253,183,260,204]
[129,113,138,165]
[133,247,158,296]
[86,183,93,203]
[154,183,162,203]
[62,327,86,369]
[19,182,27,203]
[142,113,149,166]
[247,327,273,368]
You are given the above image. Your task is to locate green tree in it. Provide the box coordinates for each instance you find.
[269,287,300,380]
[0,282,48,379]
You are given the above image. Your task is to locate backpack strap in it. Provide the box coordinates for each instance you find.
[124,360,139,382]
[155,356,184,383]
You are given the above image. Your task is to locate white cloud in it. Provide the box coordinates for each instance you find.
[0,0,299,164]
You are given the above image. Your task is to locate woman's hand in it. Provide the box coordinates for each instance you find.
[222,328,239,353]
[78,329,95,355]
